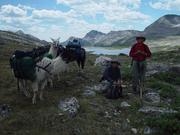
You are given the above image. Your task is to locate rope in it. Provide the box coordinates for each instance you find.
[36,62,52,75]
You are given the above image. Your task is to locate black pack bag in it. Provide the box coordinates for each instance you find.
[105,84,122,99]
[14,50,33,59]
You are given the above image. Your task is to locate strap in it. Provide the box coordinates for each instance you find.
[36,62,52,75]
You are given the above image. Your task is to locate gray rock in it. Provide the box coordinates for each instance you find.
[122,120,130,131]
[169,64,180,75]
[83,90,96,97]
[121,101,131,107]
[0,104,11,120]
[58,97,80,117]
[94,81,109,92]
[144,127,159,134]
[144,126,151,134]
[139,106,178,114]
[144,92,160,104]
[146,63,169,77]
[104,111,111,119]
[131,128,138,134]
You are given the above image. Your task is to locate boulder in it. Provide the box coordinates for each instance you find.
[169,64,180,75]
[83,90,96,97]
[0,104,11,120]
[131,128,138,134]
[139,106,178,114]
[58,97,80,117]
[94,81,109,92]
[146,63,169,77]
[144,92,160,105]
[121,101,131,107]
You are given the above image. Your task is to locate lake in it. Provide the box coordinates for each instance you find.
[85,47,130,55]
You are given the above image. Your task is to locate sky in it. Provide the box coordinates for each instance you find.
[0,0,180,41]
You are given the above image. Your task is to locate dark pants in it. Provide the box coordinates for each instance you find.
[132,60,146,91]
[105,81,122,98]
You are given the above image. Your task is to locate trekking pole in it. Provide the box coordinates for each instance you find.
[140,80,143,100]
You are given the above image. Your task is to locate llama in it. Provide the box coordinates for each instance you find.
[31,53,69,104]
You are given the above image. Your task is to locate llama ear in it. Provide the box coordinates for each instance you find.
[57,37,61,45]
[50,38,55,42]
[57,37,61,42]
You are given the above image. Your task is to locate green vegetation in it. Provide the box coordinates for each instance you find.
[153,72,180,85]
[152,49,180,64]
[146,113,180,135]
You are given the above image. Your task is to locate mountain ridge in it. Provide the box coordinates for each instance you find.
[64,14,180,47]
[0,14,180,47]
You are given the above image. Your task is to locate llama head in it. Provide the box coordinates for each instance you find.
[50,37,60,48]
[49,38,61,58]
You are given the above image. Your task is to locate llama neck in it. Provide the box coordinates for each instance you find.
[48,45,57,58]
[52,56,67,73]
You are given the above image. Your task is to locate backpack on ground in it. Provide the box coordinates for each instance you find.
[105,84,122,99]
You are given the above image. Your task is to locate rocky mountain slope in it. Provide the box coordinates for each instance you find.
[64,14,180,47]
[144,14,180,38]
[0,30,50,46]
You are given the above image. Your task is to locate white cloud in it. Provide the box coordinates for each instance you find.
[0,4,27,17]
[0,2,150,41]
[56,0,149,22]
[32,9,77,20]
[150,0,180,10]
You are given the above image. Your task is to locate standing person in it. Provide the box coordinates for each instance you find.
[129,36,151,94]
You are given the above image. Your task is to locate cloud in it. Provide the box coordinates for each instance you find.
[32,9,77,20]
[0,2,150,41]
[0,4,27,17]
[149,0,180,10]
[56,0,149,22]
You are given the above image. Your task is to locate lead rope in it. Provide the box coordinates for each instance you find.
[36,62,52,75]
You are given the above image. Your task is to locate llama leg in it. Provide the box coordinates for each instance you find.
[32,82,38,104]
[57,74,61,81]
[24,80,31,98]
[19,79,28,96]
[19,79,23,92]
[39,80,47,101]
[17,78,20,91]
[76,61,82,75]
[48,78,53,88]
[21,80,31,98]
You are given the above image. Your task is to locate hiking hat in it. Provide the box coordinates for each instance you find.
[136,36,146,41]
[111,58,121,65]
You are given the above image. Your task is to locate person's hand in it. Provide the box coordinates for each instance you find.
[135,50,141,54]
[135,50,147,55]
[140,51,147,56]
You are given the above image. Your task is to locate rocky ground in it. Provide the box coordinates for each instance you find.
[0,43,180,135]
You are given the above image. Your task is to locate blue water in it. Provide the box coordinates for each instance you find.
[85,47,130,55]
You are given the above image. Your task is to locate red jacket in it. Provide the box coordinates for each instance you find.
[129,43,151,61]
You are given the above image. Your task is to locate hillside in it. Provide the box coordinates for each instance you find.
[0,41,180,135]
[0,30,50,46]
